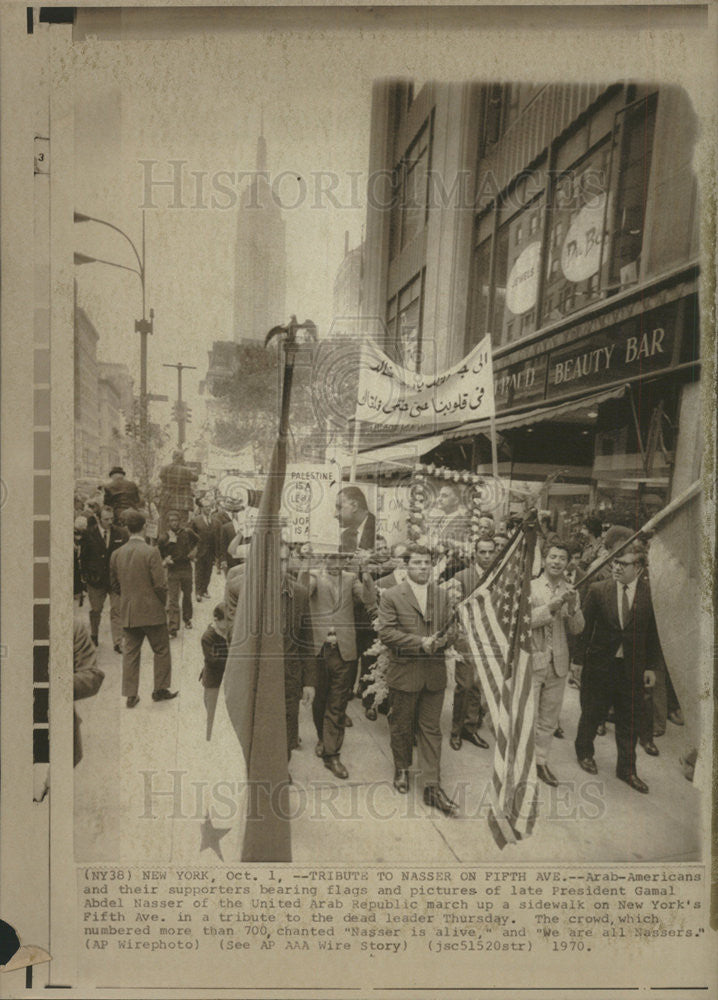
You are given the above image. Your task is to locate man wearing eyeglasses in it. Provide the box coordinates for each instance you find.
[575,540,662,793]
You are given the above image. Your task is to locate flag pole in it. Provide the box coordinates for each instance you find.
[349,414,361,483]
[573,479,701,590]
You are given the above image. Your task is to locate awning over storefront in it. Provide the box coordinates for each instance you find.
[445,383,628,440]
[349,432,446,478]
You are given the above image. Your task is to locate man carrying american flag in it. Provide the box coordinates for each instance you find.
[457,515,539,848]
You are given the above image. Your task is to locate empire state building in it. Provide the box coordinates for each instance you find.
[232,130,287,342]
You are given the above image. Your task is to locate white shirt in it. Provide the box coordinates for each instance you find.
[407,579,429,617]
[616,577,639,657]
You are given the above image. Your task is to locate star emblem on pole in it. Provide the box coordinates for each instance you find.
[200,814,231,860]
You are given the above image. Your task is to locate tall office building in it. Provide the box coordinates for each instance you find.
[358,82,701,527]
[232,128,287,342]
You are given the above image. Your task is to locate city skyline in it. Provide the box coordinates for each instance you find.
[72,30,372,450]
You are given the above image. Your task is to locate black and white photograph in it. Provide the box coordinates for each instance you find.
[0,3,715,998]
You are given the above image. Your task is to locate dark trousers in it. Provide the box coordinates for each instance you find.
[285,661,303,758]
[389,685,444,787]
[575,657,646,778]
[451,658,484,738]
[167,566,193,631]
[86,583,122,645]
[122,623,172,698]
[312,645,355,759]
[195,555,213,597]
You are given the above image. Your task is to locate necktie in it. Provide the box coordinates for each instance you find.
[344,528,358,552]
[104,529,110,549]
[621,584,630,628]
[545,612,553,658]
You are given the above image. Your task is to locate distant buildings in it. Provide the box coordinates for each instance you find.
[74,285,134,481]
[331,232,364,336]
[74,297,100,479]
[232,129,287,342]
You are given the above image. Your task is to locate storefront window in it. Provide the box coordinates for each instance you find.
[493,191,544,346]
[608,92,658,286]
[388,119,432,260]
[542,139,611,325]
[466,172,545,350]
[468,236,492,343]
[386,272,424,370]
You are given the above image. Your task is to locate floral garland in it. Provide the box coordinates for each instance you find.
[361,633,464,711]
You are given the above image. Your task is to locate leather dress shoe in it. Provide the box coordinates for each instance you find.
[449,734,462,751]
[640,738,659,757]
[577,756,598,775]
[324,757,348,780]
[423,786,458,817]
[314,740,324,757]
[365,707,378,721]
[536,763,559,787]
[462,730,489,749]
[554,726,565,739]
[184,620,193,630]
[343,714,353,727]
[113,643,122,654]
[617,772,649,794]
[596,723,607,736]
[668,708,684,726]
[152,688,179,702]
[126,695,140,708]
[393,769,409,794]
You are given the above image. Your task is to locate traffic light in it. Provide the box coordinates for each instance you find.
[171,401,192,423]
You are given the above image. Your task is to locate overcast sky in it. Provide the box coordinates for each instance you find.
[72,28,373,442]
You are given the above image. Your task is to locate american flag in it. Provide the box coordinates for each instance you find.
[458,522,538,848]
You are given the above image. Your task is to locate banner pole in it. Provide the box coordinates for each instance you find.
[349,416,360,483]
[573,479,701,589]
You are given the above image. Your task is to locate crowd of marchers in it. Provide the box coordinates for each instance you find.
[71,457,687,816]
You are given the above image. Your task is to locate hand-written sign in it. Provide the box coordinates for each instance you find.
[281,463,341,546]
[561,194,606,283]
[356,336,496,427]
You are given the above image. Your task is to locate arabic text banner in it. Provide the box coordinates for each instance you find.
[355,336,495,427]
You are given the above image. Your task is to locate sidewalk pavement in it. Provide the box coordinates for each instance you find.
[74,569,701,865]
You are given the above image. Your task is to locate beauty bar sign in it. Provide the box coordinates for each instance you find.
[546,300,680,399]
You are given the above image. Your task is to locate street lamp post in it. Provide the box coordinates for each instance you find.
[73,210,152,444]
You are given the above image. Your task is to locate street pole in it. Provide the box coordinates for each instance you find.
[74,208,153,489]
[163,361,197,447]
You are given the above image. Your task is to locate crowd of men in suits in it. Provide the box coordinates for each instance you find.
[73,464,682,818]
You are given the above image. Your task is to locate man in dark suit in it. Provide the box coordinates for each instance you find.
[211,502,231,571]
[189,498,215,601]
[575,539,662,793]
[219,495,251,573]
[335,486,376,552]
[103,466,141,525]
[300,552,375,779]
[79,505,129,651]
[278,539,316,765]
[378,543,458,815]
[73,619,105,766]
[109,509,177,708]
[158,510,198,637]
